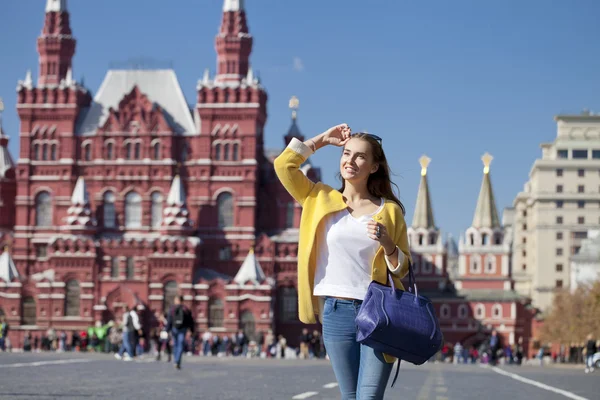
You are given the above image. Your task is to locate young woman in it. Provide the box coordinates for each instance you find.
[274,124,412,399]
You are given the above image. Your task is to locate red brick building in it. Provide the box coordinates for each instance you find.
[407,153,535,353]
[0,0,320,348]
[0,0,535,355]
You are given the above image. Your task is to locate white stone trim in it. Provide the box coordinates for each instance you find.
[38,294,65,299]
[93,305,107,311]
[52,282,66,287]
[0,282,22,288]
[0,292,20,298]
[225,284,272,290]
[183,295,194,301]
[179,283,193,289]
[511,303,517,319]
[194,295,209,301]
[80,282,94,288]
[194,284,209,289]
[80,294,94,300]
[225,294,271,302]
[149,295,164,300]
[149,283,163,289]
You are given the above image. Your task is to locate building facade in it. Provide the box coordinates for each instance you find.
[509,111,600,311]
[407,155,534,351]
[0,0,321,348]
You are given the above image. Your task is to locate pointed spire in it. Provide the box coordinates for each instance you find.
[215,0,251,81]
[24,70,33,89]
[66,177,95,227]
[162,175,193,228]
[472,152,500,229]
[411,155,435,229]
[203,68,211,85]
[0,98,15,179]
[246,67,254,83]
[234,247,266,285]
[46,0,67,12]
[0,250,19,283]
[284,96,304,145]
[65,67,74,86]
[223,0,244,12]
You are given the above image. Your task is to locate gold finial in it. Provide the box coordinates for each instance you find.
[419,155,431,176]
[289,96,299,120]
[249,246,255,254]
[482,152,493,174]
[0,97,4,129]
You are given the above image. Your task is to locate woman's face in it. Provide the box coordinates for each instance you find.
[339,138,378,184]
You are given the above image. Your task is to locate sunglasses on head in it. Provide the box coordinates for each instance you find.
[352,132,383,144]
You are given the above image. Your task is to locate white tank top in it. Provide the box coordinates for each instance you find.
[313,199,385,300]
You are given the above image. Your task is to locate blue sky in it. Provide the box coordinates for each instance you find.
[1,0,600,239]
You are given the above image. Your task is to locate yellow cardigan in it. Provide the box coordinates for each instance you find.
[274,139,412,362]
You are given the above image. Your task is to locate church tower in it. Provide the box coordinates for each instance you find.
[457,153,512,291]
[407,156,447,290]
[194,0,268,276]
[0,99,16,234]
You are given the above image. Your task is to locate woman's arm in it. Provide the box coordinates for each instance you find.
[274,124,351,206]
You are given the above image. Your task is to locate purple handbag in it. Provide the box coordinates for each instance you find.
[355,262,443,386]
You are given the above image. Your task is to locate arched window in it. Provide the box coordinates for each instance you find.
[42,143,48,161]
[126,257,135,279]
[422,257,432,274]
[153,142,161,160]
[50,144,57,160]
[125,143,132,159]
[106,142,114,160]
[492,304,502,319]
[22,297,36,325]
[285,202,295,228]
[482,233,489,245]
[163,281,177,312]
[208,298,224,328]
[279,286,298,322]
[475,304,485,319]
[151,192,163,228]
[217,192,234,228]
[83,143,91,161]
[65,280,80,317]
[485,255,496,274]
[134,142,141,159]
[418,234,424,246]
[33,143,39,160]
[215,144,221,160]
[110,257,119,278]
[440,304,450,319]
[181,142,188,162]
[103,192,116,228]
[232,143,239,161]
[125,192,142,228]
[458,304,468,319]
[223,143,230,161]
[470,255,481,274]
[240,310,256,341]
[35,191,52,227]
[469,234,474,246]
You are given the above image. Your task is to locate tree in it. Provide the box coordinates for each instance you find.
[540,281,600,344]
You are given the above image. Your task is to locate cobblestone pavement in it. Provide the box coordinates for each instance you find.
[0,352,598,399]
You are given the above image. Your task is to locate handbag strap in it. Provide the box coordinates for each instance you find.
[387,261,418,298]
[390,359,401,387]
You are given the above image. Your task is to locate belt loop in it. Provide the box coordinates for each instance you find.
[333,298,338,311]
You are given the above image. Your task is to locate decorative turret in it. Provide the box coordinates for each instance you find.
[0,99,15,179]
[472,152,500,229]
[412,155,435,229]
[65,177,96,228]
[162,175,193,230]
[233,247,266,285]
[284,96,304,146]
[215,0,252,82]
[0,249,19,282]
[38,0,76,86]
[0,99,16,231]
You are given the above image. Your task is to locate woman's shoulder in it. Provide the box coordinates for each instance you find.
[382,200,407,221]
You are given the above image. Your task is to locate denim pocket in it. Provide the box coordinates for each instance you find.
[322,298,335,317]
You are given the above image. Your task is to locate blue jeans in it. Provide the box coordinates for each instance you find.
[118,331,134,357]
[322,297,393,400]
[172,328,187,365]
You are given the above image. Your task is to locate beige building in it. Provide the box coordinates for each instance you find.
[509,110,600,311]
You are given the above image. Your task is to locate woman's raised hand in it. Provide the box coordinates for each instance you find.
[321,123,352,147]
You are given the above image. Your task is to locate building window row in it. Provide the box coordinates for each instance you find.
[214,142,240,161]
[32,141,58,161]
[94,140,164,161]
[557,149,600,159]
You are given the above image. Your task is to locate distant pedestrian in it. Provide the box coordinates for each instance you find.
[584,334,597,373]
[115,305,141,361]
[166,295,195,369]
[0,315,8,351]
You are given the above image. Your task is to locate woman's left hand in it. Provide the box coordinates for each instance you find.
[367,220,395,255]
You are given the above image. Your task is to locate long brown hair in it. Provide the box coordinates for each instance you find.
[337,133,406,215]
